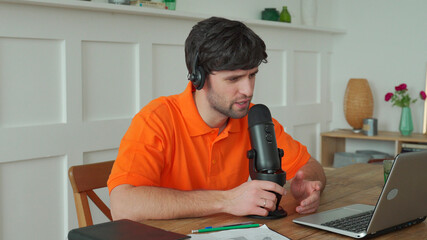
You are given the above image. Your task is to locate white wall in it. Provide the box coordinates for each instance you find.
[331,0,427,133]
[328,0,427,155]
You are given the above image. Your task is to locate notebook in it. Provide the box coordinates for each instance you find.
[293,151,427,238]
[68,219,190,240]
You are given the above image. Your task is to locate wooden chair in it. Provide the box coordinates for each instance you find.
[68,160,114,227]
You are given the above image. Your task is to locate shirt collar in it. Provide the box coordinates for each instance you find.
[178,82,245,137]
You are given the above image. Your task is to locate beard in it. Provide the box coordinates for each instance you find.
[206,83,251,119]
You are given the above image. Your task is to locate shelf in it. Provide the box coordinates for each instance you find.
[4,0,346,34]
[322,129,427,143]
[321,129,427,167]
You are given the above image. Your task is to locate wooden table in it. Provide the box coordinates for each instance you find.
[141,164,427,239]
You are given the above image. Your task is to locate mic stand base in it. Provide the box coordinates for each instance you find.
[247,207,287,219]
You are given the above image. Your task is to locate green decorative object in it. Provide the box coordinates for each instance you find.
[399,107,413,136]
[279,6,291,23]
[261,8,279,21]
[164,0,176,10]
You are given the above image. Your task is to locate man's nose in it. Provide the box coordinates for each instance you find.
[239,77,255,97]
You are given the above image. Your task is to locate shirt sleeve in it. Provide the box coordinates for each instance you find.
[107,101,171,194]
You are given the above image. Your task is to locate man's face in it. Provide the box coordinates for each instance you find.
[205,67,258,119]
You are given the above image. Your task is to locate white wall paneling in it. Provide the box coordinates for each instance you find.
[152,44,187,98]
[293,123,321,160]
[254,49,287,106]
[0,37,66,128]
[294,50,320,105]
[252,25,336,157]
[0,156,67,240]
[0,1,344,239]
[82,41,139,121]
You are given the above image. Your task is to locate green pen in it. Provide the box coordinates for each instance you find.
[191,223,262,233]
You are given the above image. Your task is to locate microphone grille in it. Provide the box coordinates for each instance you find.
[248,104,272,128]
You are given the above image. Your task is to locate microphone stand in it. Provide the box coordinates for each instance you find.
[247,148,287,219]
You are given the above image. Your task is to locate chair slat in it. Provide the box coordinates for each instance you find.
[68,160,114,227]
[87,190,113,220]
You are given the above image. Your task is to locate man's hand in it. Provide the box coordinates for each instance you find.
[223,180,286,217]
[290,170,323,214]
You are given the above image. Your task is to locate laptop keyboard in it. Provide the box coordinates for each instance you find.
[321,210,374,233]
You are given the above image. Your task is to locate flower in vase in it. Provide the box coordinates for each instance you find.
[385,83,425,108]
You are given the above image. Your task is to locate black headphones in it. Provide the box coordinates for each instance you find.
[187,51,206,90]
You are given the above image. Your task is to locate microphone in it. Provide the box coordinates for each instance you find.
[247,104,287,219]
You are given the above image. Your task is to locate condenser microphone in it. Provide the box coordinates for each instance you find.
[247,104,287,219]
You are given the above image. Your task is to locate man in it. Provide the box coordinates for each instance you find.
[108,17,326,221]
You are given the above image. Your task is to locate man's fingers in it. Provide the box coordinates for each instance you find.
[297,191,320,213]
[260,198,276,211]
[300,190,320,206]
[297,204,318,214]
[258,190,277,200]
[253,207,269,216]
[298,194,320,213]
[254,180,285,195]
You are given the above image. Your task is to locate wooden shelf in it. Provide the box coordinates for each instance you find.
[321,129,427,167]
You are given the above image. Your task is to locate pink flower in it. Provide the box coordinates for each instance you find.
[395,83,407,91]
[385,92,394,101]
[386,83,423,108]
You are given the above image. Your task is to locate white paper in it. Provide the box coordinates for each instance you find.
[188,224,290,240]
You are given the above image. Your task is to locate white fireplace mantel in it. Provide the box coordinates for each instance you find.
[3,0,346,34]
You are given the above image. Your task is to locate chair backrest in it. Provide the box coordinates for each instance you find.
[68,160,114,227]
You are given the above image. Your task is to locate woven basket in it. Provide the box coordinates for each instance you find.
[344,78,373,129]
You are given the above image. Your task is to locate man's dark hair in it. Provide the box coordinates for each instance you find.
[185,17,268,75]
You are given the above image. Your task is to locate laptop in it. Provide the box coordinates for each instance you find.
[293,151,427,238]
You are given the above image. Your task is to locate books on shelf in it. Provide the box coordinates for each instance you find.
[401,143,427,153]
[130,0,166,9]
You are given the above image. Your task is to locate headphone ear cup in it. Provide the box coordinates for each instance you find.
[195,66,206,90]
[188,51,205,90]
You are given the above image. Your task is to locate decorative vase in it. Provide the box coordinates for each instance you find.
[279,6,291,23]
[262,8,280,21]
[301,0,317,26]
[343,78,374,132]
[399,107,413,136]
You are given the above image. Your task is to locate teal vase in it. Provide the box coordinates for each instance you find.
[399,107,413,136]
[279,6,291,23]
[262,8,280,21]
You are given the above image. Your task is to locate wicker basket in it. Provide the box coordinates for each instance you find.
[344,78,374,129]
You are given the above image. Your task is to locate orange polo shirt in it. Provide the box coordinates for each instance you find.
[108,83,310,193]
